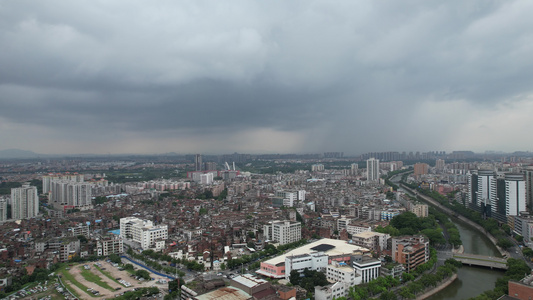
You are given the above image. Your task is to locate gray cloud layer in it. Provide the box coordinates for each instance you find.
[1,1,533,154]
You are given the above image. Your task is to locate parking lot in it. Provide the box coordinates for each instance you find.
[59,259,170,299]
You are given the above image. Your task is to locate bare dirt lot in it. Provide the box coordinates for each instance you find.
[62,260,170,299]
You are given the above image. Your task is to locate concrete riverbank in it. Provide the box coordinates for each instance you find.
[416,274,458,300]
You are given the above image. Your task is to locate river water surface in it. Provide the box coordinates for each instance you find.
[430,218,504,299]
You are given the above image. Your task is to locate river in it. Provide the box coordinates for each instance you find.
[430,217,504,299]
[391,175,505,299]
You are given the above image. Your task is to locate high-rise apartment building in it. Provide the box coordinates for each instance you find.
[413,163,429,177]
[11,184,39,219]
[0,198,7,222]
[366,158,380,181]
[350,163,359,175]
[487,173,526,223]
[467,170,495,216]
[204,161,217,171]
[435,159,445,171]
[42,173,84,194]
[200,173,213,185]
[505,174,526,217]
[195,154,203,171]
[312,164,325,172]
[50,181,92,210]
[526,169,533,213]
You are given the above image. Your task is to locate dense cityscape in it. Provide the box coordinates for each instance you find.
[0,150,532,299]
[2,1,533,300]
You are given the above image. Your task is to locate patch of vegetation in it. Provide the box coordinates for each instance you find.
[59,268,97,298]
[80,266,115,291]
[94,265,122,285]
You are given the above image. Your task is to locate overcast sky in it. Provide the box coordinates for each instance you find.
[1,1,533,155]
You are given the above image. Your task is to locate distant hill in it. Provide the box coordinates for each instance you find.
[0,149,40,159]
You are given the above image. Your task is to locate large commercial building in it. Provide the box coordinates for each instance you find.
[366,158,380,182]
[257,238,368,278]
[263,221,301,245]
[284,252,328,280]
[120,217,168,250]
[11,184,39,219]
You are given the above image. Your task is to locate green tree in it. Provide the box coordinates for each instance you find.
[109,253,122,264]
[522,247,533,258]
[135,269,151,280]
[496,238,513,249]
[289,270,301,286]
[380,291,397,300]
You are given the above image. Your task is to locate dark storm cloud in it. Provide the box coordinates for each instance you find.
[1,0,533,153]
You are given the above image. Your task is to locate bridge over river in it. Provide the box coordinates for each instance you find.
[452,253,508,270]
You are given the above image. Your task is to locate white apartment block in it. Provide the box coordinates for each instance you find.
[97,236,124,256]
[275,190,306,208]
[326,261,361,287]
[120,217,168,250]
[312,164,325,172]
[346,224,372,236]
[263,220,301,245]
[200,173,213,185]
[284,252,328,280]
[11,184,39,219]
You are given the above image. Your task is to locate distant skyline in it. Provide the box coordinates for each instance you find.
[1,1,533,155]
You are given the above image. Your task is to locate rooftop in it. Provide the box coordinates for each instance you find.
[262,238,368,266]
[232,274,267,288]
[195,287,251,300]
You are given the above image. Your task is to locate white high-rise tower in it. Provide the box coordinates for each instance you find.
[366,158,380,181]
[11,184,39,219]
